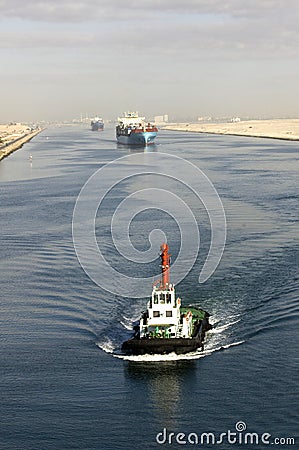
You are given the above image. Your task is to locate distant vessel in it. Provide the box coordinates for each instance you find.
[122,243,212,355]
[90,117,104,131]
[116,112,158,146]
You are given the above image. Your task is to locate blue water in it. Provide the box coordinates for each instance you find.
[0,126,298,449]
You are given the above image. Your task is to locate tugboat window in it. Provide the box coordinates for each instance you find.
[166,293,171,303]
[166,311,172,317]
[153,311,160,317]
[154,294,159,304]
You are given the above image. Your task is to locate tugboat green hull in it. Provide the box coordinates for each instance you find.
[122,311,212,356]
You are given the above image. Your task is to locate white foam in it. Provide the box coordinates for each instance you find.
[114,351,206,362]
[113,340,245,362]
[120,311,140,329]
[209,318,240,334]
[97,311,245,362]
[119,320,133,330]
[96,339,115,354]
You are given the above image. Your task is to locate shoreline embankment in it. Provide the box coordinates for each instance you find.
[0,128,43,162]
[162,119,299,141]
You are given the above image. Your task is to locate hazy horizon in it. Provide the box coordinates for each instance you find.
[1,0,299,123]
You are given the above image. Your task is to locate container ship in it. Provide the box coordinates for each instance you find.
[90,117,104,131]
[116,112,158,146]
[122,243,212,355]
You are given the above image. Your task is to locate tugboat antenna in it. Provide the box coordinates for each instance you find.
[160,243,171,289]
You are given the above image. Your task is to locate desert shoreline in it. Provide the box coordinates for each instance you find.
[162,118,299,141]
[0,124,43,161]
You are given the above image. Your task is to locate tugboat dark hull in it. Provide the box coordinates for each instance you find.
[122,317,212,356]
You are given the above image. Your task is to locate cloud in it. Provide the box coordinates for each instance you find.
[1,0,298,121]
[0,7,298,61]
[1,0,298,60]
[0,0,298,23]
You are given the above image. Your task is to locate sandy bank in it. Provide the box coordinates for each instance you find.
[162,119,299,141]
[0,125,43,161]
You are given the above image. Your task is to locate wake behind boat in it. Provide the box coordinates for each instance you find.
[121,243,212,355]
[116,112,158,146]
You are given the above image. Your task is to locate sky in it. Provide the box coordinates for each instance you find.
[0,0,299,122]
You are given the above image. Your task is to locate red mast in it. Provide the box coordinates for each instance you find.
[160,243,171,289]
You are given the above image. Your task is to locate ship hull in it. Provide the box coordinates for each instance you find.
[91,123,104,131]
[122,317,212,356]
[116,131,157,146]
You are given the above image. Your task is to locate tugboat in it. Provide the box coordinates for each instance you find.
[122,243,212,355]
[116,112,158,146]
[90,117,104,131]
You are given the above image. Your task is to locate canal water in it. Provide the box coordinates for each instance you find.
[0,125,298,449]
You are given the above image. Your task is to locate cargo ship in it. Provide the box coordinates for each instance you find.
[116,112,158,145]
[122,243,212,355]
[90,117,104,131]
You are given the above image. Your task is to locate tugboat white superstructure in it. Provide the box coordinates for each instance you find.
[122,243,212,355]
